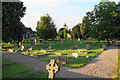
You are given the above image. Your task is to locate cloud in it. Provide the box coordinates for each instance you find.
[52,16,83,31]
[21,0,64,9]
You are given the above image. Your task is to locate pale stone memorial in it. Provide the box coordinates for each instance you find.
[72,53,78,58]
[46,59,59,79]
[21,45,24,51]
[55,52,62,55]
[41,49,46,53]
[8,49,14,53]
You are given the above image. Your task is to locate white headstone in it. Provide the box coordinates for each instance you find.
[21,45,24,49]
[86,55,89,58]
[78,38,80,41]
[21,45,24,51]
[72,53,78,58]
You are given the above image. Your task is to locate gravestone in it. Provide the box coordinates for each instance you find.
[46,59,59,79]
[41,49,47,53]
[61,40,64,43]
[49,43,52,46]
[8,42,10,45]
[34,39,36,44]
[72,53,78,58]
[22,40,23,45]
[49,46,52,49]
[21,45,24,51]
[78,38,80,41]
[86,43,90,50]
[86,55,89,58]
[78,49,82,53]
[19,42,21,46]
[56,56,67,64]
[55,52,62,55]
[75,44,78,48]
[27,46,32,51]
[30,54,34,57]
[8,49,14,53]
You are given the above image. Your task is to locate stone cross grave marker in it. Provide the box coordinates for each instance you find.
[46,59,59,79]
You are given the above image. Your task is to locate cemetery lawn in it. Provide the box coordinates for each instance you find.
[2,58,48,78]
[33,39,107,68]
[2,39,108,68]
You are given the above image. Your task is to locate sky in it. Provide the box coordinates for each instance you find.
[20,0,119,31]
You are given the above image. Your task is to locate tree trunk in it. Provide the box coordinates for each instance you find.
[107,38,110,45]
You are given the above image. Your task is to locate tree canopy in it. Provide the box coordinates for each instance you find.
[86,1,120,44]
[80,16,91,39]
[71,23,82,39]
[2,2,26,42]
[36,14,57,40]
[58,28,68,39]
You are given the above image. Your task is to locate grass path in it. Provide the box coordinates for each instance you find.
[2,46,118,78]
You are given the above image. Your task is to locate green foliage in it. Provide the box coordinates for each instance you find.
[63,23,68,39]
[71,23,82,39]
[86,1,120,44]
[2,2,26,42]
[58,28,68,39]
[36,14,57,40]
[80,16,91,39]
[2,58,48,78]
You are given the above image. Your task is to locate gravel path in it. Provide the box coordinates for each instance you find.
[2,46,118,78]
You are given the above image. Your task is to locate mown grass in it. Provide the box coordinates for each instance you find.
[34,39,106,68]
[2,58,48,78]
[2,58,66,79]
[2,39,107,68]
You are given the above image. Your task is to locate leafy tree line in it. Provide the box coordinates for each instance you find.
[86,1,120,44]
[35,0,120,43]
[2,2,26,42]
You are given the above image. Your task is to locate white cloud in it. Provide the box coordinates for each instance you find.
[52,16,82,31]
